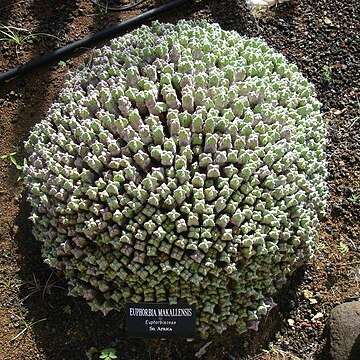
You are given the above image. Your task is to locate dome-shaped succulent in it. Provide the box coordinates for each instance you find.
[24,20,327,337]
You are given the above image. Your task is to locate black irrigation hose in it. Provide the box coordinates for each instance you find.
[89,0,148,12]
[0,0,188,84]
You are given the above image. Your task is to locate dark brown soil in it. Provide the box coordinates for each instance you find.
[0,1,359,359]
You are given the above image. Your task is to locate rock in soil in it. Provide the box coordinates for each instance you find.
[329,301,360,360]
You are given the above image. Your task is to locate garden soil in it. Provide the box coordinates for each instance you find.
[0,0,359,359]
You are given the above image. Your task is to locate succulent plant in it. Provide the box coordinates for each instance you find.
[24,20,327,337]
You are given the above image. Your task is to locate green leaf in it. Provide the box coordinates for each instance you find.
[9,155,22,170]
[99,348,117,360]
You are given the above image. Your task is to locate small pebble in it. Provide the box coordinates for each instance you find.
[287,318,295,327]
[303,289,313,299]
[311,312,324,322]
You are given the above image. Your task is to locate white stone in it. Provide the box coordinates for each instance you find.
[311,312,324,322]
[246,0,290,10]
[287,318,295,327]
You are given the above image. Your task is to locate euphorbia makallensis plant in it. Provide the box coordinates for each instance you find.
[24,20,327,337]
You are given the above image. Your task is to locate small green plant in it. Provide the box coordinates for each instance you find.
[349,192,360,204]
[250,7,268,18]
[1,150,25,171]
[62,305,72,315]
[0,24,60,54]
[10,310,46,341]
[0,25,25,46]
[0,275,11,289]
[1,145,27,181]
[99,348,117,360]
[338,241,349,254]
[58,60,67,67]
[91,0,109,17]
[315,241,327,252]
[21,272,65,303]
[322,65,334,82]
[348,179,360,204]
